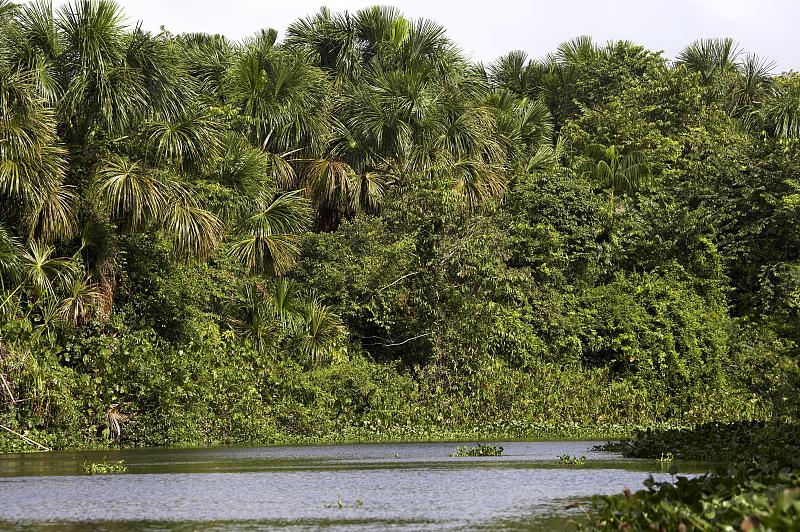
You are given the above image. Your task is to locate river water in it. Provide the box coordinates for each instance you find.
[0,440,684,530]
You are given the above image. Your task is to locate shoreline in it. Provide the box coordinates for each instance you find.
[1,422,696,454]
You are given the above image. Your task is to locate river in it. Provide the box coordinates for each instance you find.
[0,440,687,530]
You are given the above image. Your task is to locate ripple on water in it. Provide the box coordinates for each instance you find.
[0,441,694,531]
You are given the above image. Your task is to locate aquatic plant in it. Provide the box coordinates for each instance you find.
[323,498,363,509]
[588,422,800,529]
[656,452,674,464]
[452,444,504,457]
[595,422,800,462]
[82,459,127,474]
[558,454,587,465]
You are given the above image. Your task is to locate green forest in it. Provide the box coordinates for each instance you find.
[3,0,800,527]
[1,2,799,524]
[2,0,798,448]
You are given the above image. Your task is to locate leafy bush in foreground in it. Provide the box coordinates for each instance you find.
[589,423,800,530]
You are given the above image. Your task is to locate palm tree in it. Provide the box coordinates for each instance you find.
[486,89,554,174]
[225,30,330,154]
[727,54,774,121]
[449,160,505,212]
[759,74,800,138]
[177,32,234,100]
[216,132,298,205]
[124,24,193,122]
[0,0,17,21]
[88,153,223,318]
[296,297,347,365]
[0,64,75,256]
[225,277,304,352]
[229,189,312,275]
[286,5,435,81]
[678,39,781,129]
[225,280,278,352]
[218,132,271,191]
[163,194,223,261]
[141,108,222,173]
[19,241,76,302]
[0,65,69,232]
[302,158,358,230]
[0,223,22,286]
[490,36,599,133]
[488,50,536,97]
[1,0,297,329]
[677,38,740,86]
[580,144,650,211]
[332,52,506,208]
[226,279,347,366]
[355,5,407,61]
[57,0,151,142]
[77,214,117,318]
[57,273,101,325]
[271,277,303,321]
[352,171,386,213]
[93,155,166,230]
[25,181,78,244]
[1,0,62,104]
[285,7,363,79]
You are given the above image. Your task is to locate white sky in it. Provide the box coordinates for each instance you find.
[51,0,799,72]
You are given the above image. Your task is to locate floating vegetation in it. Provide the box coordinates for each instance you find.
[558,454,586,465]
[452,444,504,457]
[656,452,674,464]
[590,422,800,529]
[323,498,363,509]
[82,459,127,474]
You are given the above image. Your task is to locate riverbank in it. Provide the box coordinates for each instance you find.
[586,422,800,530]
[0,320,771,455]
[1,420,674,454]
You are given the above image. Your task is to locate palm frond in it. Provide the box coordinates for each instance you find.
[229,189,312,275]
[303,158,357,212]
[25,181,78,243]
[162,195,223,262]
[224,280,279,352]
[125,24,192,121]
[20,241,77,301]
[271,277,302,325]
[0,223,23,285]
[354,171,385,213]
[677,38,741,84]
[297,296,346,365]
[450,159,505,212]
[57,274,101,325]
[594,160,615,189]
[143,110,222,172]
[94,155,165,229]
[555,35,597,65]
[218,132,272,192]
[225,42,331,152]
[760,76,800,138]
[0,67,67,205]
[489,50,534,95]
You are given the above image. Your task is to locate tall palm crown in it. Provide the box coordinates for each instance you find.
[676,38,797,133]
[283,6,530,224]
[0,0,225,323]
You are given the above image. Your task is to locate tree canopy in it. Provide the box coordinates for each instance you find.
[0,2,799,451]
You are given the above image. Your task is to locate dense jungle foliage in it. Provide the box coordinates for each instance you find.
[0,0,799,456]
[590,423,800,530]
